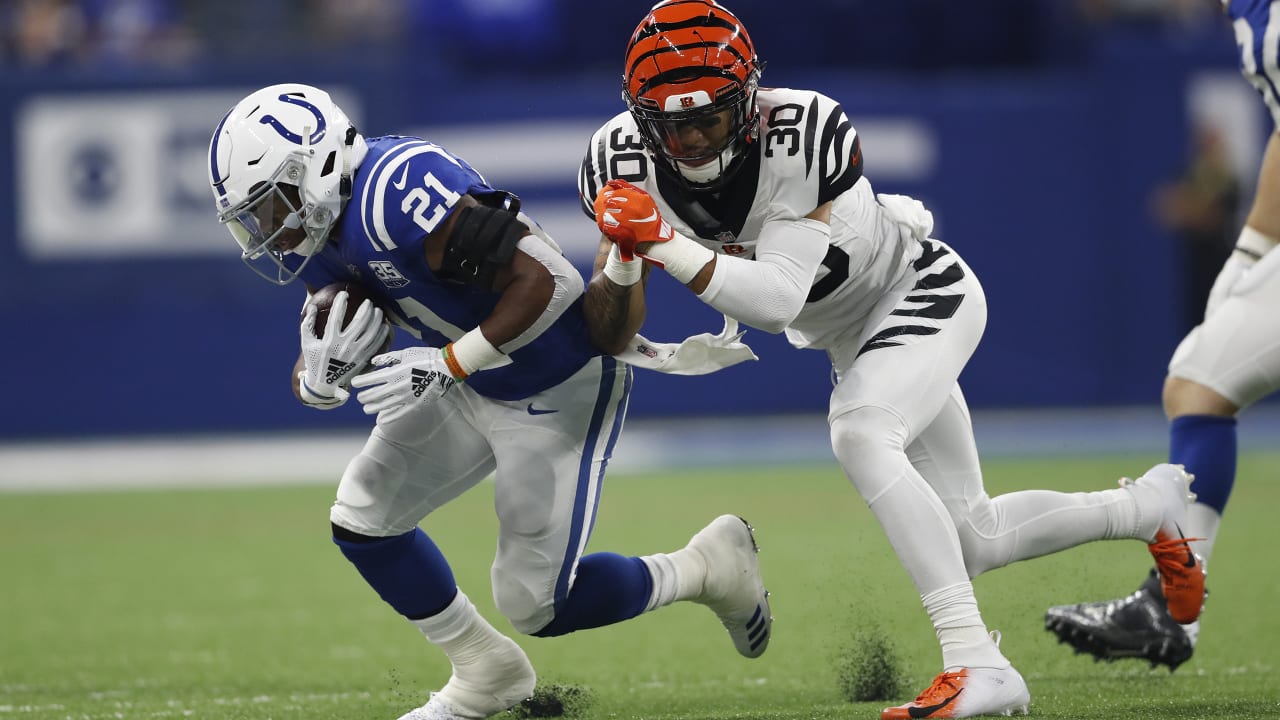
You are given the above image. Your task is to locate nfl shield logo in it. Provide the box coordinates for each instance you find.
[368,260,409,288]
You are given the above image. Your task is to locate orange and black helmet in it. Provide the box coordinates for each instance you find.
[623,0,765,189]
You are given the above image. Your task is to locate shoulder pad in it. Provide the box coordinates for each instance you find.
[579,112,656,219]
[757,89,862,204]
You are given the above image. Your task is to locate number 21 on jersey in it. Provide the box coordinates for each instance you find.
[402,172,462,233]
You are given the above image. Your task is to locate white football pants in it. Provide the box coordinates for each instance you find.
[827,241,1148,598]
[329,355,631,634]
[1168,242,1280,408]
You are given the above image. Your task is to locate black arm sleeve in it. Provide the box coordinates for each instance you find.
[439,204,528,288]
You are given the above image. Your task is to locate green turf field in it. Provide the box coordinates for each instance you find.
[3,453,1278,719]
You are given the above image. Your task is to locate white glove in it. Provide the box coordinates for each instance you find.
[350,347,458,423]
[1205,228,1276,319]
[877,193,934,241]
[1204,252,1253,319]
[298,292,390,409]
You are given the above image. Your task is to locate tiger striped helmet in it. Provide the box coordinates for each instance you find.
[623,0,764,190]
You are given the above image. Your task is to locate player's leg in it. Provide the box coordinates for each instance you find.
[330,391,532,720]
[1166,131,1280,565]
[488,356,771,659]
[826,241,1027,718]
[1044,224,1280,670]
[1043,126,1280,670]
[914,385,1194,582]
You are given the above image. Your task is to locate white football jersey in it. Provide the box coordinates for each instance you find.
[579,87,923,349]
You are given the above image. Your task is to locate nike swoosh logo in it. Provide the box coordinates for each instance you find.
[908,689,962,719]
[391,162,411,191]
[1175,523,1198,568]
[526,404,558,416]
[628,210,658,224]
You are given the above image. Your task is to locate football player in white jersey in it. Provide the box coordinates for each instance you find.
[1046,0,1280,671]
[578,3,1204,718]
[208,83,772,720]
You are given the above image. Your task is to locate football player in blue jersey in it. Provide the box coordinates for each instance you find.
[580,2,1205,717]
[1046,0,1280,671]
[207,83,772,720]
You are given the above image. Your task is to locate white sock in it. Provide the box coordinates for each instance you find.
[963,485,1145,577]
[1120,478,1168,542]
[1181,619,1201,648]
[922,582,1009,671]
[1184,502,1222,568]
[411,590,505,663]
[410,590,534,716]
[639,549,706,612]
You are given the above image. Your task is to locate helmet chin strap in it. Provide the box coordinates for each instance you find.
[676,145,739,185]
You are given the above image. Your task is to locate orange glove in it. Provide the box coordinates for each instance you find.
[593,179,675,261]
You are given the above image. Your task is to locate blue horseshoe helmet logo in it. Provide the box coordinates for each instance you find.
[258,93,327,145]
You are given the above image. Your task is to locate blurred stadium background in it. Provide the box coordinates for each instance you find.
[7,4,1280,720]
[3,0,1279,482]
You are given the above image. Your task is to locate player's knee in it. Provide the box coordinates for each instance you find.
[329,454,412,536]
[331,521,381,544]
[829,406,908,483]
[329,499,393,537]
[491,565,555,636]
[1162,375,1238,419]
[829,406,899,456]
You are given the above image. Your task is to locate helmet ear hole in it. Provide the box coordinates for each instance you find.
[321,151,337,177]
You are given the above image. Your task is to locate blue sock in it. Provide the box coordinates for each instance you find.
[1169,414,1238,515]
[333,527,457,620]
[532,553,652,637]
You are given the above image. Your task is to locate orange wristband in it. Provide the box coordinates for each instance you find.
[442,343,468,381]
[444,328,505,381]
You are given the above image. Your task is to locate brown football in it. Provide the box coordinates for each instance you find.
[306,282,394,352]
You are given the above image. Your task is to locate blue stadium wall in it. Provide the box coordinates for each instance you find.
[0,38,1257,439]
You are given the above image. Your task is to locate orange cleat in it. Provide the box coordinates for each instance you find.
[1127,464,1206,624]
[1148,531,1206,623]
[881,666,1029,719]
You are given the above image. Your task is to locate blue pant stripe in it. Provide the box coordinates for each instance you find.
[553,357,621,612]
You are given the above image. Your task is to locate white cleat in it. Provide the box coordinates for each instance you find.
[881,665,1030,719]
[396,694,469,720]
[396,635,535,720]
[1126,462,1196,538]
[684,514,772,658]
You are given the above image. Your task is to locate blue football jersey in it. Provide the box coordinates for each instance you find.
[291,136,600,401]
[1225,0,1267,20]
[1225,0,1280,128]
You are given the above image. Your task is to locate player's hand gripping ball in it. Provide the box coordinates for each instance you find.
[297,283,394,408]
[306,282,392,352]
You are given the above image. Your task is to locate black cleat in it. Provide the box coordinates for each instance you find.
[1044,569,1197,671]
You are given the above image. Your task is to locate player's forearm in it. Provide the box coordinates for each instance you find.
[696,254,809,333]
[697,217,831,333]
[480,268,557,350]
[584,273,646,355]
[465,236,584,358]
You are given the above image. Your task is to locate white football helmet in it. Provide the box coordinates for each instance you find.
[208,83,368,285]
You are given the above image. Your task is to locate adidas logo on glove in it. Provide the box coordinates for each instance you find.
[325,358,357,385]
[411,368,455,398]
